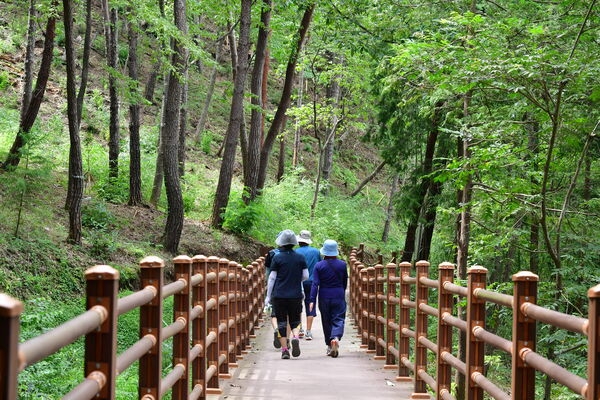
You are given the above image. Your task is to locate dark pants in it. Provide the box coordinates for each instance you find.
[318,297,346,346]
[272,297,303,338]
[303,280,317,317]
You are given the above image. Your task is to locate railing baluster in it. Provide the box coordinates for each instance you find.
[191,254,207,398]
[398,261,412,380]
[138,256,164,400]
[466,265,487,400]
[172,255,192,399]
[385,262,397,369]
[511,271,538,400]
[375,262,385,360]
[205,256,221,395]
[0,294,23,400]
[437,262,455,399]
[587,284,600,400]
[83,265,119,400]
[414,260,430,397]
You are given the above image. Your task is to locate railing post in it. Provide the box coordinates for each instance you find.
[229,262,241,366]
[191,255,207,397]
[0,294,23,400]
[413,260,430,396]
[138,256,165,400]
[375,262,386,360]
[84,265,119,400]
[511,271,538,400]
[587,284,600,400]
[218,258,231,379]
[350,254,361,326]
[172,255,192,399]
[206,256,221,394]
[398,261,412,380]
[436,262,455,400]
[241,266,251,350]
[367,266,377,353]
[385,262,398,369]
[360,266,369,348]
[466,265,487,400]
[248,261,260,334]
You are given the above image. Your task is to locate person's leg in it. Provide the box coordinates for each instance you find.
[288,298,303,357]
[303,280,316,339]
[271,305,280,348]
[329,297,347,341]
[273,299,290,351]
[328,297,346,358]
[318,298,333,346]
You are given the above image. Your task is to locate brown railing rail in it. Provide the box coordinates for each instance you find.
[0,254,266,400]
[349,243,600,400]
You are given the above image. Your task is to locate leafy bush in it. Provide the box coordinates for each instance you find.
[222,192,266,235]
[82,200,115,231]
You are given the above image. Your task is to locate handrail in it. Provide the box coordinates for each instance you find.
[0,252,267,400]
[349,244,600,400]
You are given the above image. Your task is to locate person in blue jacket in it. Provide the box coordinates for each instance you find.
[295,230,321,340]
[309,239,347,358]
[265,230,308,359]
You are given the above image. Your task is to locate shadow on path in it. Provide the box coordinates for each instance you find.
[209,311,414,399]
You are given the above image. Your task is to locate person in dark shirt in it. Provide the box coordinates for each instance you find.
[295,230,321,340]
[265,230,309,359]
[309,239,348,358]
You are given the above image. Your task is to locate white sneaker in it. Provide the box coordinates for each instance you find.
[305,330,313,340]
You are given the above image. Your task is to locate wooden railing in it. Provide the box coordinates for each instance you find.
[349,244,600,400]
[0,254,266,400]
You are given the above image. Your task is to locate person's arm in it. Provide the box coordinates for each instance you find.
[266,270,277,304]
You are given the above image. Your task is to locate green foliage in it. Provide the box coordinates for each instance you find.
[82,200,116,230]
[200,129,214,154]
[222,191,266,235]
[0,70,9,91]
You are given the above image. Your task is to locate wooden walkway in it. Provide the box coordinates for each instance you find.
[208,310,414,399]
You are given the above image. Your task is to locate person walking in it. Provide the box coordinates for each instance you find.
[309,239,348,358]
[265,230,309,359]
[295,230,321,340]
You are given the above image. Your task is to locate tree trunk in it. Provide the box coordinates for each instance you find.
[1,5,56,171]
[211,0,252,228]
[350,160,386,197]
[150,80,168,206]
[162,0,188,254]
[21,0,36,121]
[178,75,188,177]
[417,180,442,261]
[276,115,287,182]
[257,3,315,192]
[194,36,224,144]
[382,174,399,243]
[101,0,120,179]
[127,15,143,206]
[321,62,341,186]
[454,90,473,400]
[76,0,92,125]
[63,0,84,245]
[243,0,272,203]
[292,71,304,168]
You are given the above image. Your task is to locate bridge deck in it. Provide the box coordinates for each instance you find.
[209,311,413,399]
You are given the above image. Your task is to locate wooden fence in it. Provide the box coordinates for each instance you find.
[349,244,600,400]
[0,254,266,400]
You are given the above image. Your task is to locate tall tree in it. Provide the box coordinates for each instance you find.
[162,0,189,253]
[256,2,316,192]
[101,0,120,179]
[127,13,143,206]
[1,1,56,171]
[243,0,272,203]
[211,0,252,228]
[62,0,83,244]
